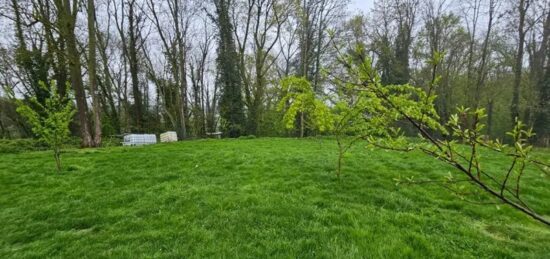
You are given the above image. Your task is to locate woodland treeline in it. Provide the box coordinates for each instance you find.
[0,0,548,147]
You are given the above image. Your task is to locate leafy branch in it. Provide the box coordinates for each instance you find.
[335,51,550,226]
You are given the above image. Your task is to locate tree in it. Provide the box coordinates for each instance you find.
[15,81,75,171]
[95,5,122,134]
[10,0,51,106]
[277,76,332,138]
[294,0,347,92]
[370,0,419,85]
[511,0,530,123]
[214,0,247,137]
[392,0,419,85]
[112,0,147,132]
[233,0,288,135]
[473,0,497,109]
[32,0,69,99]
[531,3,550,146]
[87,0,102,147]
[127,0,145,131]
[462,0,482,107]
[420,2,468,122]
[54,0,94,147]
[189,19,215,137]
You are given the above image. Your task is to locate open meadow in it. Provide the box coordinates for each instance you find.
[1,138,549,258]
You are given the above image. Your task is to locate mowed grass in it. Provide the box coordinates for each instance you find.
[0,138,549,258]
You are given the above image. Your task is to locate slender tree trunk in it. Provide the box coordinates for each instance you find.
[474,0,495,109]
[54,148,62,171]
[300,111,304,138]
[312,0,327,92]
[178,48,188,139]
[487,100,494,137]
[128,0,143,131]
[179,4,189,139]
[466,0,480,107]
[512,0,529,123]
[0,112,8,139]
[88,0,102,146]
[337,148,343,178]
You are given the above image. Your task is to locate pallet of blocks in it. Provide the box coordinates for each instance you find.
[160,131,178,143]
[123,134,157,146]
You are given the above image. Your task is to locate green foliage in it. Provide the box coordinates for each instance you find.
[15,47,51,104]
[15,81,76,171]
[0,138,48,153]
[330,53,443,176]
[277,77,333,136]
[339,51,550,226]
[0,137,80,153]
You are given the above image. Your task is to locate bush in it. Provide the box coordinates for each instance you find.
[101,136,123,147]
[0,138,81,154]
[16,81,76,171]
[0,138,49,153]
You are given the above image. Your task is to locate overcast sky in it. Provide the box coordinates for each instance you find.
[349,0,375,14]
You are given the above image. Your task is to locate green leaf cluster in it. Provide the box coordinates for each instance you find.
[277,77,334,134]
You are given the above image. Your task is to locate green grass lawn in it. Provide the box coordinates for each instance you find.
[1,138,549,258]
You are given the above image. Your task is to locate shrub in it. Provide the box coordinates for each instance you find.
[15,81,76,171]
[0,138,49,153]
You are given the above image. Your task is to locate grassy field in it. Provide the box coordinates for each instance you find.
[1,138,549,258]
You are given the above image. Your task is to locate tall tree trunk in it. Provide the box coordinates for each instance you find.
[88,0,102,146]
[487,100,494,137]
[128,0,143,131]
[511,0,529,123]
[312,0,327,92]
[56,0,93,147]
[533,9,550,146]
[474,0,495,109]
[182,44,189,138]
[465,0,481,107]
[54,40,68,97]
[175,3,188,139]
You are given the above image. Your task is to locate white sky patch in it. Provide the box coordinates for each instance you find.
[348,0,374,14]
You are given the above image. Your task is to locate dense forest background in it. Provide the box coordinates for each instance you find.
[0,0,548,147]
